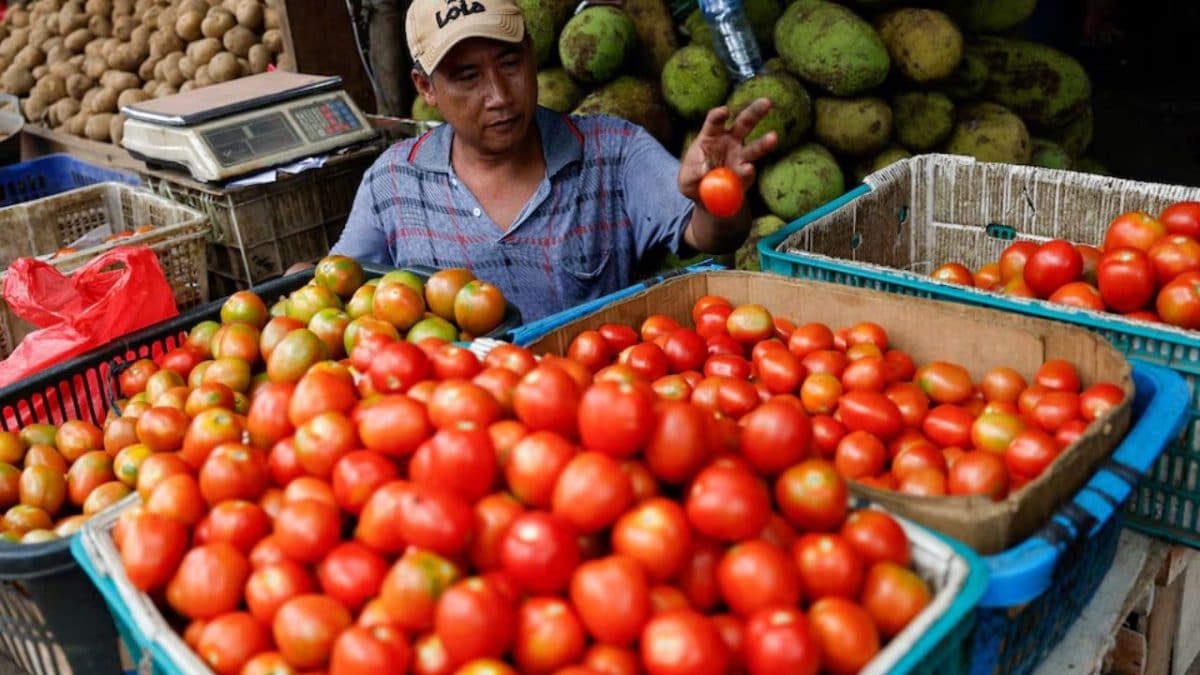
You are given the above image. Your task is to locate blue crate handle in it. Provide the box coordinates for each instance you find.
[979,360,1190,607]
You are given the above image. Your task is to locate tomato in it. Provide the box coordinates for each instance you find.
[310,541,387,614]
[1105,211,1167,252]
[1072,244,1102,286]
[385,482,474,557]
[246,560,315,626]
[411,427,497,503]
[130,407,186,455]
[577,380,655,458]
[1147,234,1200,286]
[686,459,770,542]
[692,295,732,324]
[912,361,973,405]
[354,394,432,458]
[838,356,884,393]
[201,499,269,554]
[18,464,65,515]
[607,497,692,583]
[651,374,692,401]
[798,373,840,416]
[330,624,412,675]
[64,450,112,507]
[331,450,399,516]
[281,476,336,507]
[240,652,297,675]
[1157,271,1200,329]
[922,404,974,449]
[273,594,352,669]
[513,597,587,675]
[801,350,847,380]
[658,328,704,374]
[119,358,159,397]
[1031,391,1081,433]
[974,262,1002,289]
[261,317,308,365]
[1054,418,1089,449]
[552,451,633,533]
[931,262,974,286]
[1049,281,1106,311]
[784,323,832,359]
[570,555,652,646]
[696,305,734,340]
[412,632,454,675]
[211,323,262,366]
[979,366,1026,404]
[725,305,773,344]
[617,460,657,504]
[809,415,846,459]
[892,444,948,483]
[380,548,462,632]
[196,611,270,675]
[480,345,536,378]
[435,576,516,666]
[699,166,744,217]
[167,543,250,620]
[3,505,52,534]
[841,509,910,567]
[498,510,580,594]
[453,280,506,336]
[1035,359,1081,393]
[637,315,680,344]
[618,343,669,382]
[836,390,904,441]
[1095,247,1156,312]
[999,241,1037,283]
[808,597,880,675]
[274,498,341,563]
[861,562,931,638]
[1005,428,1061,479]
[833,431,886,480]
[564,330,611,373]
[120,510,189,592]
[513,365,580,438]
[640,609,729,675]
[739,402,811,476]
[769,460,846,534]
[595,324,638,355]
[970,411,1026,454]
[743,607,819,675]
[948,450,1009,500]
[584,645,640,675]
[1161,201,1200,238]
[505,430,576,508]
[1079,382,1124,422]
[701,354,749,381]
[716,540,800,618]
[705,334,743,359]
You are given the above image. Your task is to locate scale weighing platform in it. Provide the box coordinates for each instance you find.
[121,71,379,183]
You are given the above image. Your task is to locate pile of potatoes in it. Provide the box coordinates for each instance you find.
[0,0,290,144]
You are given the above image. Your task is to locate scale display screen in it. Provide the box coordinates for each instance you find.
[201,111,302,167]
[291,97,364,143]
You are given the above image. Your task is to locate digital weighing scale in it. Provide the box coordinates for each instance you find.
[121,71,379,183]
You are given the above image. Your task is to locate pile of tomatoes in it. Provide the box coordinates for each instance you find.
[98,285,960,675]
[931,201,1200,330]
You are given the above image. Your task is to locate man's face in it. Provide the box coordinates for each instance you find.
[415,37,538,156]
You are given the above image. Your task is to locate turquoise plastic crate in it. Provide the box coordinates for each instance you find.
[759,154,1200,548]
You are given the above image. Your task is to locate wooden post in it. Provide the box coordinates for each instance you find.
[278,0,378,113]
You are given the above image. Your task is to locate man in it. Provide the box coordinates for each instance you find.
[328,0,777,321]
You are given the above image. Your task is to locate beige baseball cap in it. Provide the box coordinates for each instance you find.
[406,0,527,74]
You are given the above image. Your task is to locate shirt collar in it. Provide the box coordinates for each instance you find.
[408,106,584,177]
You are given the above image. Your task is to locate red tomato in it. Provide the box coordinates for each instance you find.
[568,330,614,373]
[840,509,911,567]
[353,393,431,458]
[642,401,715,484]
[203,499,270,554]
[810,415,846,459]
[931,262,974,286]
[696,305,734,340]
[584,645,640,675]
[612,497,693,582]
[245,560,315,626]
[484,343,538,376]
[715,540,801,618]
[331,449,399,515]
[640,609,729,675]
[514,597,587,675]
[1049,281,1106,311]
[330,625,411,675]
[861,562,931,638]
[1055,419,1089,449]
[513,365,581,438]
[552,451,633,533]
[703,354,752,381]
[772,459,847,531]
[500,511,580,594]
[892,442,947,480]
[836,390,904,441]
[598,324,640,354]
[922,404,975,449]
[315,541,388,612]
[410,427,497,503]
[274,498,341,563]
[435,577,516,667]
[395,482,474,557]
[578,380,655,458]
[505,430,576,508]
[662,328,708,374]
[1079,382,1124,422]
[379,548,462,633]
[367,340,429,394]
[693,295,733,325]
[1005,428,1061,479]
[884,382,930,429]
[196,611,270,675]
[980,366,1027,404]
[800,373,842,416]
[808,598,880,675]
[1032,391,1081,432]
[801,350,847,378]
[686,460,771,542]
[570,555,652,646]
[1024,240,1084,298]
[621,342,671,381]
[120,510,189,593]
[641,315,682,343]
[970,412,1026,454]
[834,431,886,480]
[743,607,819,675]
[726,305,774,344]
[622,459,660,502]
[787,323,834,359]
[1161,202,1200,239]
[1035,359,1081,393]
[999,241,1037,283]
[1157,271,1200,329]
[792,533,865,602]
[882,350,916,383]
[1097,247,1156,312]
[167,543,250,620]
[914,361,974,405]
[1076,245,1102,285]
[292,411,357,478]
[427,380,503,431]
[840,357,886,392]
[652,374,693,401]
[948,450,1009,500]
[470,492,525,571]
[899,467,948,496]
[739,402,811,476]
[1105,211,1167,252]
[1147,234,1200,286]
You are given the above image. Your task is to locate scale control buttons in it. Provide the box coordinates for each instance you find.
[293,97,362,142]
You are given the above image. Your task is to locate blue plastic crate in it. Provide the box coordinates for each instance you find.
[758,154,1200,548]
[0,154,140,208]
[967,361,1190,674]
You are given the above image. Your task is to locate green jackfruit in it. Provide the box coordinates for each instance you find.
[726,72,812,155]
[624,0,677,78]
[736,215,787,270]
[516,0,556,66]
[971,37,1092,128]
[852,146,912,183]
[758,142,845,221]
[876,9,963,82]
[892,91,955,151]
[774,0,890,96]
[813,97,892,157]
[945,0,1038,33]
[662,46,730,121]
[412,97,443,123]
[537,68,584,113]
[946,102,1032,165]
[558,7,637,85]
[935,50,989,101]
[1043,106,1093,156]
[573,76,672,146]
[1030,138,1072,170]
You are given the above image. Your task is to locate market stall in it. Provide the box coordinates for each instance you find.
[0,0,1196,673]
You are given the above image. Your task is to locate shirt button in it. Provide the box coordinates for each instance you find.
[451,178,458,186]
[472,207,482,217]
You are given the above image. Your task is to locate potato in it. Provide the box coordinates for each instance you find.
[29,25,53,48]
[22,96,49,123]
[48,97,81,126]
[47,45,72,66]
[87,14,112,38]
[222,0,239,11]
[65,72,93,99]
[179,79,195,92]
[178,0,208,13]
[88,86,118,114]
[85,0,113,17]
[148,29,181,58]
[112,15,135,40]
[178,55,196,79]
[57,5,87,35]
[155,6,176,32]
[110,112,125,144]
[186,37,220,65]
[15,45,46,69]
[65,112,88,136]
[8,8,30,29]
[194,63,211,86]
[246,43,269,73]
[161,52,185,86]
[85,112,113,140]
[117,87,148,107]
[64,27,92,51]
[83,38,103,58]
[33,73,67,102]
[48,60,79,78]
[201,8,235,39]
[275,50,292,71]
[235,0,262,30]
[141,54,161,80]
[83,55,107,78]
[222,25,254,58]
[207,50,236,82]
[264,7,278,29]
[154,83,177,97]
[129,25,150,53]
[141,7,162,28]
[113,0,134,17]
[141,79,157,95]
[32,64,49,79]
[174,10,202,41]
[100,37,119,58]
[101,70,138,92]
[1,28,30,58]
[261,28,281,54]
[106,44,141,71]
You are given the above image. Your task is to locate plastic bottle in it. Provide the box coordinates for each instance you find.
[697,0,763,83]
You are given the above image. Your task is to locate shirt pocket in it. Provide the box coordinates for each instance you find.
[553,223,613,304]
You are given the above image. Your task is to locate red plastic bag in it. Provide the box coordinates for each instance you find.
[0,246,179,389]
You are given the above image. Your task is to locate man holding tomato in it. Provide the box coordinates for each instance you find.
[325,0,777,320]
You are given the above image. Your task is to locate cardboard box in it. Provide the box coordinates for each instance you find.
[526,271,1135,554]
